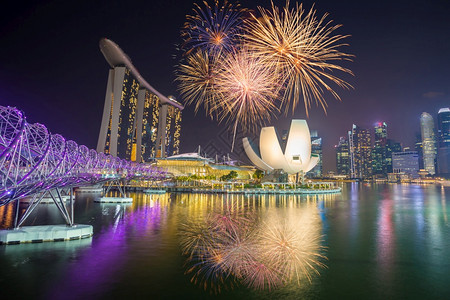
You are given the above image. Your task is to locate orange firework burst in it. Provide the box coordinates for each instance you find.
[176,49,222,119]
[244,1,353,115]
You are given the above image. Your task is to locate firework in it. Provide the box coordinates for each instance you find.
[244,1,353,115]
[214,48,280,147]
[176,50,222,119]
[181,0,246,54]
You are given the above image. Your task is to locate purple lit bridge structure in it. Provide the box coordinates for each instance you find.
[0,105,166,228]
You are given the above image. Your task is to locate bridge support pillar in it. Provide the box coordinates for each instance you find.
[14,188,76,229]
[96,180,133,203]
[1,187,93,245]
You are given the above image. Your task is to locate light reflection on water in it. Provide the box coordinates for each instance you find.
[0,184,450,299]
[179,197,326,293]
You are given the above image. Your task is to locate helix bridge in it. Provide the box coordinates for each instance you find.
[0,105,166,228]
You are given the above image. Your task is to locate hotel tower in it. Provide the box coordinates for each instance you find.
[96,38,183,161]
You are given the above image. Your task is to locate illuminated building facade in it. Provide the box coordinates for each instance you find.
[155,102,182,158]
[97,66,139,159]
[437,108,450,176]
[136,89,160,162]
[420,112,437,175]
[335,136,350,176]
[386,139,402,173]
[414,133,424,169]
[308,130,322,178]
[392,151,420,178]
[371,122,388,176]
[348,124,372,179]
[96,38,183,161]
[156,153,254,179]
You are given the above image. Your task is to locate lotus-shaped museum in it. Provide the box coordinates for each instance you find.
[243,120,319,175]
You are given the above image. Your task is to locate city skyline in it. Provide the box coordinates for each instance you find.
[0,0,449,172]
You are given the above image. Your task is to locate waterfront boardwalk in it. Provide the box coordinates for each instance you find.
[174,187,341,194]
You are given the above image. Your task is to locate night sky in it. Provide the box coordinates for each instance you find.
[0,0,449,172]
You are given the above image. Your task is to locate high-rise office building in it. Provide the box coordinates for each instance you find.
[437,108,450,176]
[335,136,350,176]
[420,112,437,175]
[372,122,388,176]
[308,130,322,178]
[392,151,420,178]
[97,38,183,161]
[386,138,402,173]
[348,124,372,179]
[414,133,424,169]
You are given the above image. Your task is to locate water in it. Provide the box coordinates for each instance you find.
[1,183,450,299]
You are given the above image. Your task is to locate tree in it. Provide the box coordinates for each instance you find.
[220,171,238,181]
[252,169,264,182]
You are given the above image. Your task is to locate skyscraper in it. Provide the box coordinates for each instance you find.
[308,130,322,178]
[135,89,160,162]
[414,133,424,169]
[335,136,350,176]
[372,122,388,176]
[96,38,183,161]
[348,124,372,179]
[155,102,182,158]
[386,138,402,173]
[97,65,140,159]
[420,112,437,175]
[437,107,450,176]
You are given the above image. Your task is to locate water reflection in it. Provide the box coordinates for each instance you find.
[2,186,449,299]
[376,188,395,282]
[180,196,327,292]
[46,193,171,299]
[0,202,15,229]
[442,187,447,224]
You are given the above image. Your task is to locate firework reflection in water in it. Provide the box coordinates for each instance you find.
[179,203,326,292]
[255,207,327,286]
